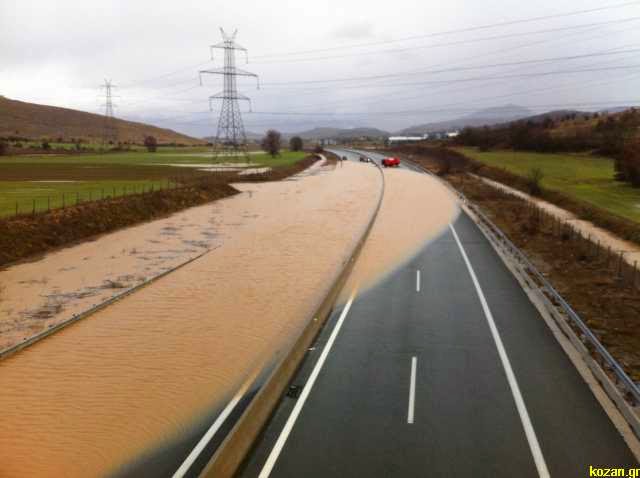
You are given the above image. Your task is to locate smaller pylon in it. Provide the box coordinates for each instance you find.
[100,79,118,148]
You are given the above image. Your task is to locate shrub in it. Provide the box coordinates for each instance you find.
[618,137,640,187]
[526,167,544,196]
[289,136,303,152]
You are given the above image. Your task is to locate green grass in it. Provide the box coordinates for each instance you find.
[457,147,640,222]
[0,149,306,218]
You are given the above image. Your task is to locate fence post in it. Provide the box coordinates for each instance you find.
[617,251,624,279]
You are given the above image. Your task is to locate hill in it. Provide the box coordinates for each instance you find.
[398,105,533,135]
[0,96,204,145]
[293,126,390,140]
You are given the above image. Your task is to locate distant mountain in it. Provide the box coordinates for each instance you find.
[597,106,633,115]
[504,109,591,125]
[0,96,204,145]
[397,105,533,135]
[292,126,390,140]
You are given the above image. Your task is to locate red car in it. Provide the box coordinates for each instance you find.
[382,157,401,168]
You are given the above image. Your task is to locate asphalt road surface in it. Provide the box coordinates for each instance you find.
[238,150,637,477]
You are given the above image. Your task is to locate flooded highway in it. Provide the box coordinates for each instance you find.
[0,161,381,477]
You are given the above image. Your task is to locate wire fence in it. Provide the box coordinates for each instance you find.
[3,179,179,219]
[519,201,640,291]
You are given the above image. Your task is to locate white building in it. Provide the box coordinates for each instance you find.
[388,135,428,144]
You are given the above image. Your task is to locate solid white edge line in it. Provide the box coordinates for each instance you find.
[172,387,246,478]
[416,270,421,292]
[408,356,417,424]
[258,289,358,478]
[449,223,550,478]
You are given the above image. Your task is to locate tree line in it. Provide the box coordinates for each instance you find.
[454,109,640,187]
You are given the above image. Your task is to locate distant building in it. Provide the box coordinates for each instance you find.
[320,138,337,146]
[388,135,428,144]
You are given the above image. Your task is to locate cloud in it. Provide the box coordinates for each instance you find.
[332,21,375,40]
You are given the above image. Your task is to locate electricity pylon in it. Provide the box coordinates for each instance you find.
[100,79,118,148]
[200,28,259,160]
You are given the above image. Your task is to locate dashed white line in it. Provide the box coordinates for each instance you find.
[449,223,550,478]
[172,372,255,478]
[408,356,417,424]
[258,289,358,478]
[416,270,421,292]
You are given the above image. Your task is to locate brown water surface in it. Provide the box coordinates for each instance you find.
[0,161,381,477]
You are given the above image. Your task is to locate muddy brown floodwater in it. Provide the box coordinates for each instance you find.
[341,168,459,299]
[0,161,380,477]
[0,162,459,478]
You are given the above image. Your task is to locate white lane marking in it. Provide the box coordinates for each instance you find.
[408,356,417,424]
[258,289,358,478]
[173,375,253,478]
[416,270,421,292]
[449,224,550,478]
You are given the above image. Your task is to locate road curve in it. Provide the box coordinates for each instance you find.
[238,149,637,477]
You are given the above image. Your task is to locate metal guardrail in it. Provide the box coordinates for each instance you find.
[471,203,640,406]
[398,155,640,411]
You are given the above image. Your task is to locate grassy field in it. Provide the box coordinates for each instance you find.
[0,149,306,217]
[457,147,640,223]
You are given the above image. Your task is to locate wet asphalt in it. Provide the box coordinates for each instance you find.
[236,149,637,477]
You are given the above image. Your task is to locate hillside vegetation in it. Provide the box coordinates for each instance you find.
[457,148,640,223]
[455,108,640,187]
[0,96,203,145]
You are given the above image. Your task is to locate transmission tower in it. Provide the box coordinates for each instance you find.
[100,79,118,148]
[200,28,259,159]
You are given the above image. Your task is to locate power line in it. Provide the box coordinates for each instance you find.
[261,46,640,87]
[253,16,640,65]
[253,0,640,59]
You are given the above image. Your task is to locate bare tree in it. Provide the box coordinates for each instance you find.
[289,136,303,152]
[261,129,281,157]
[144,135,158,152]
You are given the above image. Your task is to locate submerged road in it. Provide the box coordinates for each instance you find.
[238,150,637,477]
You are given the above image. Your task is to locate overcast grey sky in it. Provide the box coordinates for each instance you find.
[2,0,640,136]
